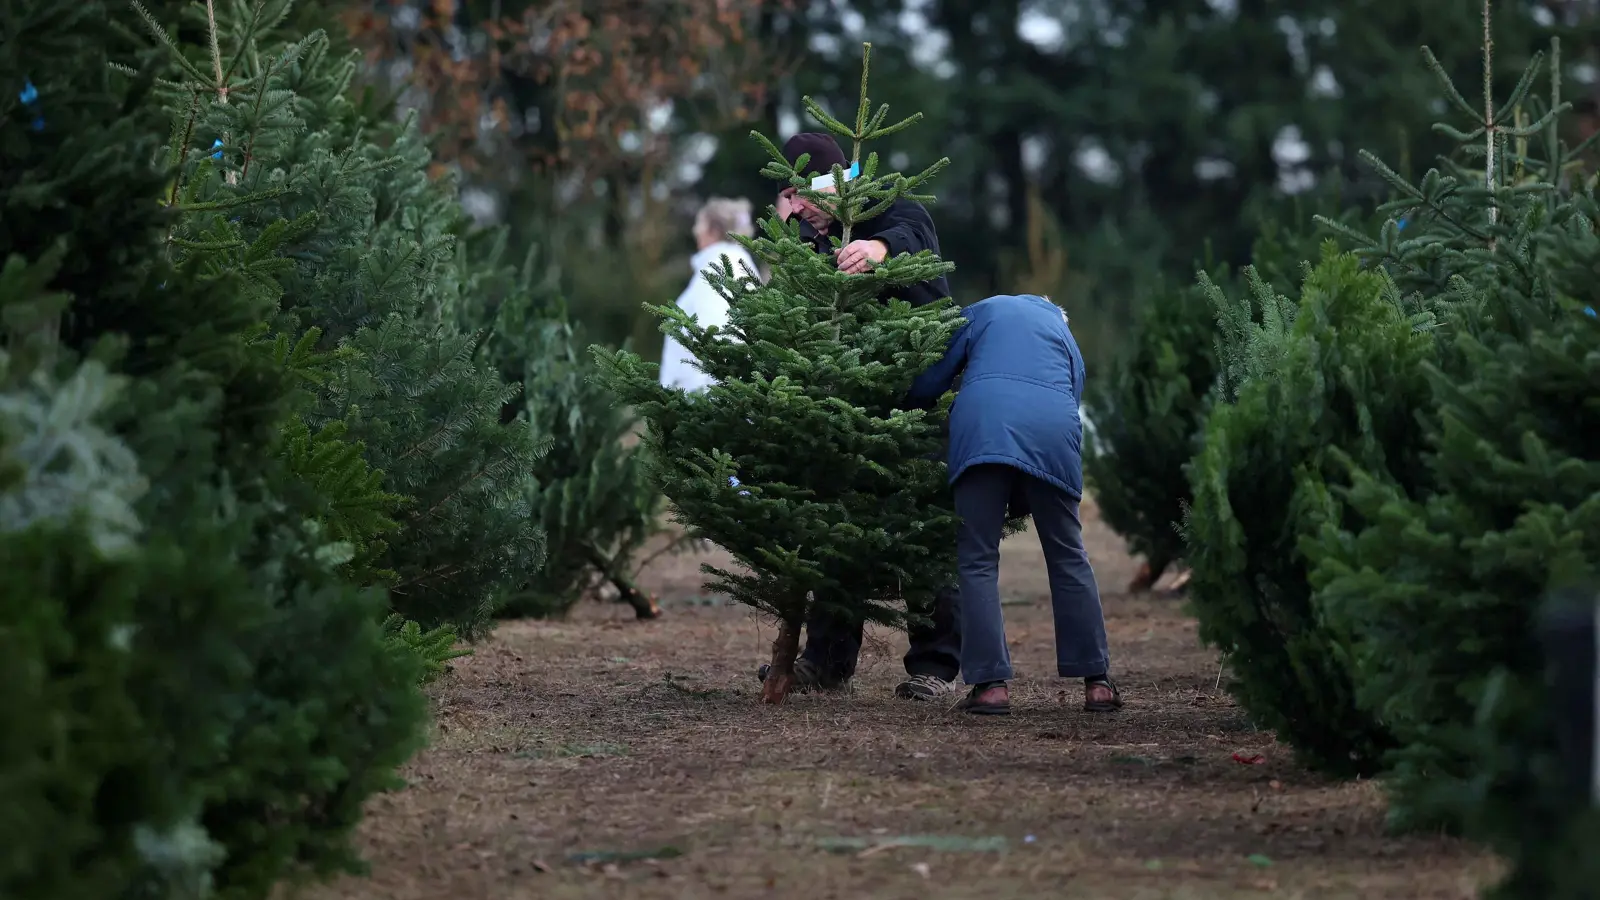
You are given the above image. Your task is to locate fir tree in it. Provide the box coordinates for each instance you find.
[1303,5,1600,874]
[1085,274,1219,592]
[508,314,668,619]
[1182,247,1429,775]
[1086,207,1362,594]
[1174,5,1588,779]
[595,43,963,703]
[134,0,545,636]
[1,1,428,896]
[456,230,675,620]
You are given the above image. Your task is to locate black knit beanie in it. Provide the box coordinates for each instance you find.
[780,132,848,178]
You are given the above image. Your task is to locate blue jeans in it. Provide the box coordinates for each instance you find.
[953,464,1109,684]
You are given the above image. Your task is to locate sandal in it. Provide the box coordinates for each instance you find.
[1084,676,1123,712]
[955,681,1011,715]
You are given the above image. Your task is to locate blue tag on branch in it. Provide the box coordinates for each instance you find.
[20,78,42,128]
[211,139,224,160]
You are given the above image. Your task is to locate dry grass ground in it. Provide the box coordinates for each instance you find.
[304,498,1497,900]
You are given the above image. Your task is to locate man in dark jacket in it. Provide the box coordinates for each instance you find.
[774,132,951,308]
[756,132,961,701]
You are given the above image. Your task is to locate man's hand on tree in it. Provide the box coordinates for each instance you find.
[836,239,888,274]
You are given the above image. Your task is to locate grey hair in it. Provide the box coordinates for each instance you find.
[694,197,755,242]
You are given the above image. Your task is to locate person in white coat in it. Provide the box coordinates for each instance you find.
[659,197,759,393]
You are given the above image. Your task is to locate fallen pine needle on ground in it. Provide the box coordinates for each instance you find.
[305,497,1497,900]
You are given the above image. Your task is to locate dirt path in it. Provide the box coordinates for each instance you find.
[307,499,1494,900]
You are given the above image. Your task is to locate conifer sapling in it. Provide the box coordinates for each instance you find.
[595,44,962,703]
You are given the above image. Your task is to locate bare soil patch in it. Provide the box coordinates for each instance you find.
[305,499,1496,900]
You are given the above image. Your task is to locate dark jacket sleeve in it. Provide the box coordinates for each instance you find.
[862,197,951,308]
[866,197,937,257]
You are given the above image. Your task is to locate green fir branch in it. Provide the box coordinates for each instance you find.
[130,1,213,86]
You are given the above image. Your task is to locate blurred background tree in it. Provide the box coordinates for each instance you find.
[332,0,1600,374]
[340,0,790,351]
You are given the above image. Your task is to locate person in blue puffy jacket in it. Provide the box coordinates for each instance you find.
[906,294,1119,715]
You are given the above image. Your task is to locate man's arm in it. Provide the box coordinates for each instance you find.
[905,322,970,409]
[864,197,938,258]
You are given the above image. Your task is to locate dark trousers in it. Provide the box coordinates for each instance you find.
[1539,597,1597,800]
[954,463,1108,685]
[800,583,961,683]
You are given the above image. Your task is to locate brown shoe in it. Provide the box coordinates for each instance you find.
[956,681,1011,715]
[1085,677,1122,712]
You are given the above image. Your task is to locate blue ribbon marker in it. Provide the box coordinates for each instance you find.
[728,475,751,497]
[1585,307,1596,318]
[19,77,42,131]
[211,139,223,160]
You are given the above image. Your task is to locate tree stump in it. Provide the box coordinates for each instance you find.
[760,618,803,704]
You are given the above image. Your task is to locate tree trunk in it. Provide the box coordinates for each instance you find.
[1127,559,1168,593]
[760,616,803,704]
[586,545,661,619]
[609,570,661,620]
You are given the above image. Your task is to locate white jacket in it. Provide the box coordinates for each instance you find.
[659,240,757,393]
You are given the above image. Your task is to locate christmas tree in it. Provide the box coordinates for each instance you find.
[1303,6,1600,877]
[136,0,545,636]
[1085,274,1220,592]
[455,231,672,620]
[595,43,963,703]
[1182,247,1428,775]
[1173,6,1583,778]
[1086,209,1353,593]
[507,315,668,618]
[1,0,427,895]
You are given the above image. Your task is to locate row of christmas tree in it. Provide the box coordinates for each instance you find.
[1085,11,1597,898]
[0,0,662,896]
